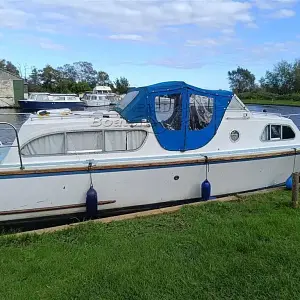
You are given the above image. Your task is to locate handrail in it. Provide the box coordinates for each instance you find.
[0,122,24,170]
[282,114,300,118]
[0,112,31,116]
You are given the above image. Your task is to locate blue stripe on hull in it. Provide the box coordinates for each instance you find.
[19,101,84,110]
[0,151,297,180]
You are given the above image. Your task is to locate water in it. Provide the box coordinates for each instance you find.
[0,106,112,145]
[1,104,300,145]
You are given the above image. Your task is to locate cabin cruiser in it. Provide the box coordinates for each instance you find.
[19,93,84,110]
[81,93,115,107]
[93,85,114,95]
[1,81,300,223]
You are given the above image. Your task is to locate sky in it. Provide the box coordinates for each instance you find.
[0,0,300,90]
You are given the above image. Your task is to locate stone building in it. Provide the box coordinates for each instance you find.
[0,68,26,107]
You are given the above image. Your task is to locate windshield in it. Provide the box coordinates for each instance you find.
[117,91,139,110]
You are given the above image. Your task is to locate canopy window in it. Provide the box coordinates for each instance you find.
[227,96,247,110]
[155,94,182,130]
[189,94,214,131]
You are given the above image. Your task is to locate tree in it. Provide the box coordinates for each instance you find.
[74,61,97,87]
[39,65,61,92]
[57,64,77,82]
[27,67,42,92]
[228,67,255,93]
[114,77,130,94]
[0,59,20,76]
[293,59,300,93]
[260,60,295,94]
[97,71,111,86]
[0,59,5,69]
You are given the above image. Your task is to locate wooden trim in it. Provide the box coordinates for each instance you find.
[0,200,116,216]
[0,149,298,177]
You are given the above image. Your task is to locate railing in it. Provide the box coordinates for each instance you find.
[282,114,300,119]
[0,122,24,170]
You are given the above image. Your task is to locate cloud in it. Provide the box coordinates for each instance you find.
[221,28,235,35]
[36,24,58,34]
[0,7,32,29]
[39,38,65,50]
[270,8,296,18]
[246,22,259,29]
[185,38,221,47]
[26,0,253,33]
[249,40,300,60]
[42,12,69,21]
[254,0,298,10]
[108,34,145,42]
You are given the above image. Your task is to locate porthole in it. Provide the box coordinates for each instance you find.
[230,130,240,142]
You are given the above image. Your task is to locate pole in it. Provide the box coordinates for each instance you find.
[292,172,299,208]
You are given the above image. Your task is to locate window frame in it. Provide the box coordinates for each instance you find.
[260,124,295,142]
[188,94,214,131]
[154,93,182,131]
[21,129,148,157]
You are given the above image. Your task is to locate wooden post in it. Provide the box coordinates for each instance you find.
[292,172,299,208]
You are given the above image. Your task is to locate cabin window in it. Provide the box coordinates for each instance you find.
[36,94,48,101]
[155,94,182,130]
[21,133,65,156]
[54,96,65,101]
[105,130,146,151]
[67,96,76,101]
[189,94,213,130]
[92,96,97,100]
[261,125,295,141]
[66,132,103,153]
[282,125,295,139]
[21,130,147,156]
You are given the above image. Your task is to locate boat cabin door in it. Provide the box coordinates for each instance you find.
[150,88,187,151]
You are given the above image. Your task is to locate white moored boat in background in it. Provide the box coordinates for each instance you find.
[1,81,300,224]
[19,93,84,110]
[81,93,115,107]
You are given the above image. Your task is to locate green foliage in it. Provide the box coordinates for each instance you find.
[97,71,111,86]
[0,59,20,76]
[260,59,300,95]
[228,66,256,93]
[12,60,131,94]
[2,191,300,299]
[114,76,130,94]
[239,91,300,104]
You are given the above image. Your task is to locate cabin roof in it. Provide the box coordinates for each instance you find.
[142,81,233,96]
[117,81,233,124]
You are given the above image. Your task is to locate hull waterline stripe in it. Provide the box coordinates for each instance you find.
[0,200,116,216]
[0,150,298,179]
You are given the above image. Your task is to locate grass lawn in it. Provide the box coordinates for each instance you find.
[244,98,300,107]
[1,190,300,299]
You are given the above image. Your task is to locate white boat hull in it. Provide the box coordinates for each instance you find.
[0,153,298,223]
[83,99,111,107]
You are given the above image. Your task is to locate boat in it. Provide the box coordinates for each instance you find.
[18,93,84,110]
[1,81,300,224]
[93,85,114,95]
[81,93,115,107]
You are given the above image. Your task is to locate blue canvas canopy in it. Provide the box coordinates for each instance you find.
[116,81,233,151]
